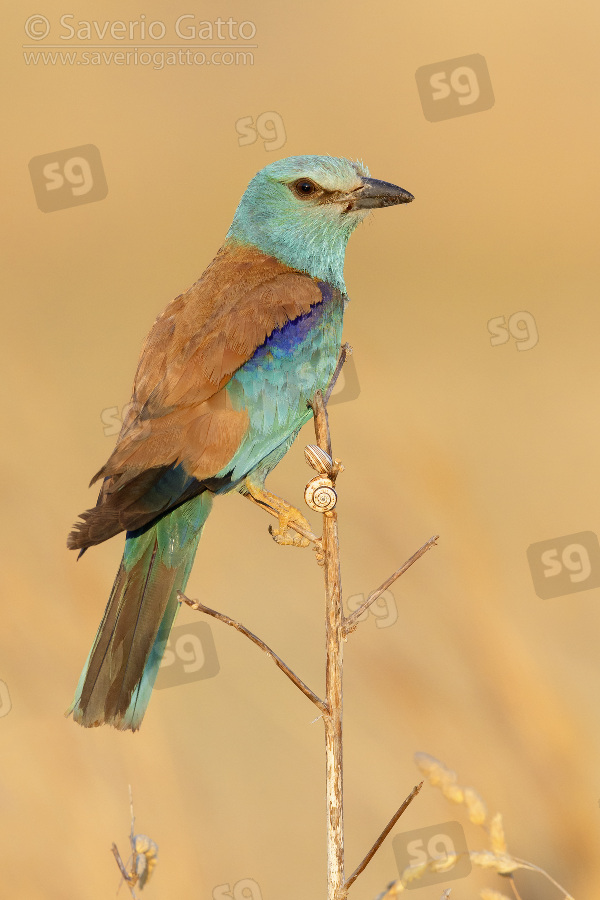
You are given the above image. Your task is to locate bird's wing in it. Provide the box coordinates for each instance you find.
[68,241,327,550]
[96,240,325,483]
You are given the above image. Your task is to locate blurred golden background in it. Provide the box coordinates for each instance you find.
[1,1,599,897]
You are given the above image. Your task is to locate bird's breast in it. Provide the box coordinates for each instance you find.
[219,282,344,482]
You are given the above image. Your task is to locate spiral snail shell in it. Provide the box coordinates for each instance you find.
[304,444,334,476]
[304,475,337,512]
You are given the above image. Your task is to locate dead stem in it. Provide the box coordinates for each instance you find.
[178,592,327,714]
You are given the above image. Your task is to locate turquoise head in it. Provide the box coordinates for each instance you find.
[227,155,413,293]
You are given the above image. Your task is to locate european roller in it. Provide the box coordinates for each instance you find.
[67,155,413,730]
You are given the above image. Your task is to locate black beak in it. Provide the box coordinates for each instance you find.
[351,177,414,209]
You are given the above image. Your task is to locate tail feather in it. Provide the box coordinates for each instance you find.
[67,492,213,731]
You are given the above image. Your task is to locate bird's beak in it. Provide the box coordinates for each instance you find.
[349,177,414,210]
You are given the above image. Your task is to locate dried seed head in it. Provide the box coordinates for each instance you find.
[401,861,428,885]
[489,812,507,855]
[430,853,459,873]
[470,850,520,874]
[414,752,453,786]
[415,752,464,804]
[441,783,465,804]
[376,880,405,899]
[464,786,487,825]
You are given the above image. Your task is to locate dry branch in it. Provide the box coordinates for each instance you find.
[310,389,345,899]
[343,782,423,896]
[182,347,437,899]
[178,593,326,714]
[344,536,439,636]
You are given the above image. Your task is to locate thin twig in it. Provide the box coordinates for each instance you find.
[178,592,327,714]
[342,782,423,895]
[510,857,575,900]
[324,342,353,405]
[128,785,135,846]
[507,875,524,900]
[112,788,138,897]
[343,536,439,635]
[112,786,144,899]
[112,843,139,899]
[111,843,134,885]
[309,388,332,458]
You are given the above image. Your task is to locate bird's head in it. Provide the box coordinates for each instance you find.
[227,155,413,293]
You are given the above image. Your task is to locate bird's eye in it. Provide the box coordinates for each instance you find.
[292,178,318,198]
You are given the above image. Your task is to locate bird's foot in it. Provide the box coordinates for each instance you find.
[243,479,313,548]
[268,505,312,548]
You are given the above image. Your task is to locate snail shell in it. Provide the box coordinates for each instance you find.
[304,475,337,512]
[304,444,334,475]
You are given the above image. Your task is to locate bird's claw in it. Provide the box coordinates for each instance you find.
[268,506,311,548]
[268,523,310,548]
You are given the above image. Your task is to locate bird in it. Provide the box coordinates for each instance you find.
[66,155,413,731]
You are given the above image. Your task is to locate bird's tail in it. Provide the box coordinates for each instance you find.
[66,492,213,731]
